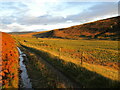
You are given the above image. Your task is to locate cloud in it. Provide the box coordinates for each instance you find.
[0,1,118,32]
[16,15,67,25]
[0,1,29,25]
[0,23,25,32]
[66,2,118,23]
[0,22,80,32]
[0,0,119,2]
[12,2,95,25]
[0,2,28,16]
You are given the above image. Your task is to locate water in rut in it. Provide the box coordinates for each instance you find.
[17,47,32,88]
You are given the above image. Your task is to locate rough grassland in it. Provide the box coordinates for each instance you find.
[13,35,120,88]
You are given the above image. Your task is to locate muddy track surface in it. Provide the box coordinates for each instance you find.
[22,46,82,88]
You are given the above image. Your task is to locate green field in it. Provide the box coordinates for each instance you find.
[14,35,120,88]
[15,36,119,63]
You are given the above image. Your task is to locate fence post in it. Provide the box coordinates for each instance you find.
[81,52,84,65]
[59,47,62,58]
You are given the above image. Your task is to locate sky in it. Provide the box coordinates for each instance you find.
[0,0,119,32]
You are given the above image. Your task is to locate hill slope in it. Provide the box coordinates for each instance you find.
[33,16,120,40]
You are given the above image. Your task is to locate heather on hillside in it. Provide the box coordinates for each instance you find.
[33,16,120,40]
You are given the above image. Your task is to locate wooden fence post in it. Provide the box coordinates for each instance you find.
[81,52,84,65]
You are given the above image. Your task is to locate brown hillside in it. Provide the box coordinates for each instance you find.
[34,16,120,40]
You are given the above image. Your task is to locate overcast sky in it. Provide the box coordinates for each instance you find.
[0,0,119,32]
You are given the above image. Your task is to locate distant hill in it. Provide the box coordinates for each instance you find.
[17,31,49,37]
[9,31,34,35]
[33,16,120,40]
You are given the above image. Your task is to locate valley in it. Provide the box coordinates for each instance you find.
[1,16,120,88]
